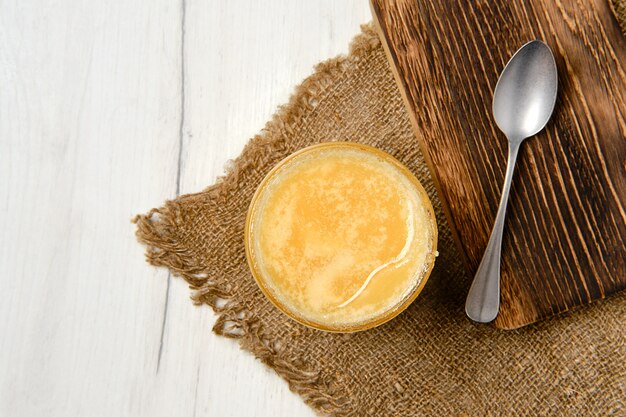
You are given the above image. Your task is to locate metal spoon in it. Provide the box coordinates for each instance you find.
[465,40,558,323]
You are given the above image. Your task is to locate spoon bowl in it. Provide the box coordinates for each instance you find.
[493,41,558,142]
[465,40,558,323]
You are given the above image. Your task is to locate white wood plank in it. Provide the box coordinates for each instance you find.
[0,1,182,416]
[0,1,372,416]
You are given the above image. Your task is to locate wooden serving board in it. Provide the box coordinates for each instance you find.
[371,0,626,328]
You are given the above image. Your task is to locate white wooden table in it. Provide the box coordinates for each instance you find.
[0,2,371,416]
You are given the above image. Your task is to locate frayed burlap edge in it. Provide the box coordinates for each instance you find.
[133,25,382,416]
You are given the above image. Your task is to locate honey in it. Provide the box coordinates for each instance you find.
[245,143,437,332]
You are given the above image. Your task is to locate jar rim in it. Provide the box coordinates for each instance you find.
[244,142,438,333]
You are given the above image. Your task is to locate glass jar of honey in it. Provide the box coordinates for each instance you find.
[245,142,437,332]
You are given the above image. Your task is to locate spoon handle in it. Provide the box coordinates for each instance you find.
[465,141,520,323]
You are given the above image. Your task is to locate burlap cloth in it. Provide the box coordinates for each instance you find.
[134,21,626,417]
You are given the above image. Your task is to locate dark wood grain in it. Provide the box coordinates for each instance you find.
[371,0,626,328]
